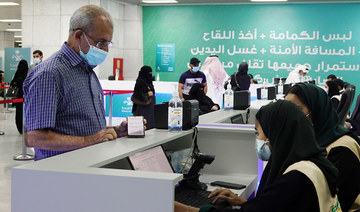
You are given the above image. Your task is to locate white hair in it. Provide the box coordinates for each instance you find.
[69,5,113,34]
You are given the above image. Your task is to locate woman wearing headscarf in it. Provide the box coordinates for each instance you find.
[200,56,229,107]
[285,83,360,211]
[224,62,250,92]
[131,66,155,129]
[188,83,219,115]
[175,100,340,212]
[325,80,341,109]
[10,59,29,134]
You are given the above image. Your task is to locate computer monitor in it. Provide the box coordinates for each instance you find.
[128,146,174,173]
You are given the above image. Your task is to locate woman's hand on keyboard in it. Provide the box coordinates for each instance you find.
[208,188,246,206]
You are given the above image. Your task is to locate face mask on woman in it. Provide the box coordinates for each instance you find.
[255,138,271,161]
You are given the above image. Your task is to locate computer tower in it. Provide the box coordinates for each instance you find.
[256,87,276,100]
[154,100,199,130]
[234,90,250,110]
[268,86,276,100]
[283,84,292,94]
[273,78,280,85]
[154,103,168,129]
[182,100,199,130]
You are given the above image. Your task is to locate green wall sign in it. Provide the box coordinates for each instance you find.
[143,3,360,89]
[4,48,31,83]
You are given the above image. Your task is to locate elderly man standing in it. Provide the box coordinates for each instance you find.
[23,5,127,160]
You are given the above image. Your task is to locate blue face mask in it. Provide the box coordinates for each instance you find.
[255,139,271,161]
[79,33,108,66]
[33,58,41,64]
[192,66,200,72]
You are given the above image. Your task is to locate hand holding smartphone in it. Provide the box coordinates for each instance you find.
[127,116,145,138]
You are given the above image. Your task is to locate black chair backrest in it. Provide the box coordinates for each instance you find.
[337,86,355,125]
[350,93,360,120]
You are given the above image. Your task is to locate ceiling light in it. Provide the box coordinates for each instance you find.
[0,19,21,22]
[15,40,22,43]
[251,0,287,1]
[14,35,22,38]
[0,2,19,6]
[5,29,22,32]
[142,0,178,3]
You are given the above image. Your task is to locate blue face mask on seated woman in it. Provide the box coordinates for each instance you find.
[255,138,271,161]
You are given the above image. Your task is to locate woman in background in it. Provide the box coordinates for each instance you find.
[10,60,29,134]
[131,66,155,129]
[224,62,250,92]
[285,83,360,211]
[188,83,219,115]
[325,80,341,110]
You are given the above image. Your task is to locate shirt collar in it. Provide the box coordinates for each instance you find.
[61,42,90,71]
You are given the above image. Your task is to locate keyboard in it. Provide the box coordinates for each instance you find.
[175,187,214,208]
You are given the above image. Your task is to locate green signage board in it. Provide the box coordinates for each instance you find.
[4,48,31,83]
[156,43,175,72]
[143,3,360,89]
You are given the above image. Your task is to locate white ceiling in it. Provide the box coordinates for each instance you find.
[1,0,360,42]
[0,0,21,43]
[121,0,360,5]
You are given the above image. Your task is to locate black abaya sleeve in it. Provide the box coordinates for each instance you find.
[205,171,319,212]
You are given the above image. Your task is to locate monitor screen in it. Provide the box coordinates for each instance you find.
[128,146,174,173]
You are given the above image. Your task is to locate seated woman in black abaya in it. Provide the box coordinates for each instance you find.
[188,83,219,115]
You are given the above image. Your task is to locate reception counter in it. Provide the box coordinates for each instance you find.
[12,109,258,212]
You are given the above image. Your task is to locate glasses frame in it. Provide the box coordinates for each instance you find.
[73,28,113,49]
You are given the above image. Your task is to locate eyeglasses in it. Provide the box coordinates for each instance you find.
[74,28,113,49]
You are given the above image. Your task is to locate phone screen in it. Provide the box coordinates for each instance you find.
[127,116,145,137]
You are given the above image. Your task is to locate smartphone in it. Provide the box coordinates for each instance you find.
[210,181,246,190]
[127,116,145,138]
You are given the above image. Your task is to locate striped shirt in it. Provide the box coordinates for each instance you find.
[23,43,106,160]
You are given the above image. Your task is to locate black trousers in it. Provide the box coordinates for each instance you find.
[14,103,23,134]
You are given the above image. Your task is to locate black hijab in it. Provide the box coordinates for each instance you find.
[326,80,340,98]
[136,66,154,93]
[256,100,339,196]
[288,83,360,147]
[189,83,214,113]
[237,62,248,75]
[11,60,28,97]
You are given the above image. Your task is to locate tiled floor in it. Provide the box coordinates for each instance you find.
[0,107,34,212]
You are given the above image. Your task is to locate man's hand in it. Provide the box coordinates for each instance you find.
[148,91,154,96]
[85,128,117,144]
[208,188,246,206]
[211,105,219,111]
[113,119,147,138]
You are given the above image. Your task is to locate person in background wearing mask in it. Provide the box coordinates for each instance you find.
[10,60,29,134]
[285,64,309,84]
[175,101,340,212]
[285,83,360,211]
[178,57,207,101]
[23,5,132,160]
[131,66,156,130]
[29,50,43,71]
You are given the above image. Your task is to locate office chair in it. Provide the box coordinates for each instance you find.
[337,86,355,125]
[346,93,360,136]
